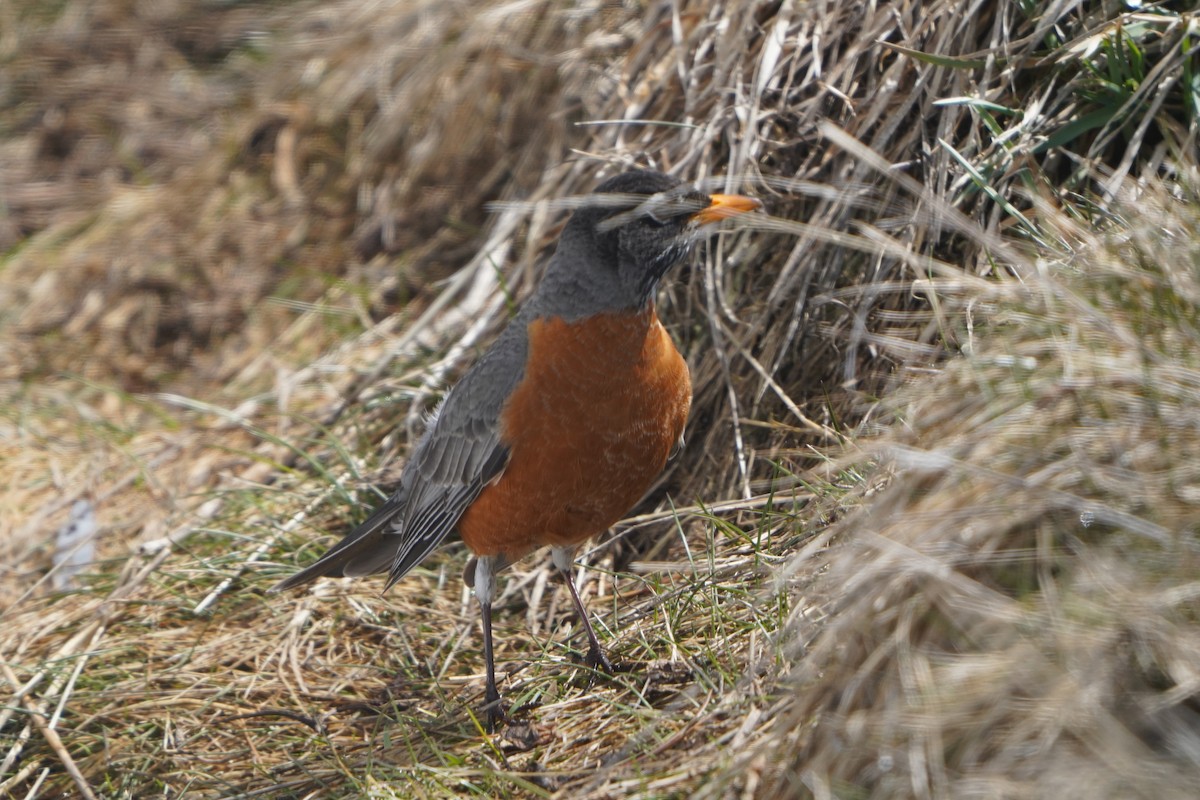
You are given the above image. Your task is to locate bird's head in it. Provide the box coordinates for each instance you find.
[540,169,762,316]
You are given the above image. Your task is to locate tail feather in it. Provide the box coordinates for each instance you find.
[268,494,406,593]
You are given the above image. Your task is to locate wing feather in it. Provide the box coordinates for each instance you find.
[270,320,529,593]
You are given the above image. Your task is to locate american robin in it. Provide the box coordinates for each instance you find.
[272,169,762,730]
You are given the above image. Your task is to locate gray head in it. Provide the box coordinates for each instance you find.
[530,170,762,320]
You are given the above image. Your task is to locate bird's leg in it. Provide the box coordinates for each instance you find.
[472,555,505,732]
[551,546,614,672]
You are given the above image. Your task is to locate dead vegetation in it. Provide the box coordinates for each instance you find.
[706,179,1200,799]
[2,0,1198,797]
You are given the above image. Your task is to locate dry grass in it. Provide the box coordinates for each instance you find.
[2,0,1198,797]
[702,178,1200,799]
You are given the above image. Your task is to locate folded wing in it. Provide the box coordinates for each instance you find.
[270,326,528,593]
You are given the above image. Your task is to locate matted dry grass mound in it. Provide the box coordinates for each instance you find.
[2,0,1198,797]
[726,180,1200,799]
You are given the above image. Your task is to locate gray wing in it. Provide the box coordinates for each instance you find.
[270,323,528,593]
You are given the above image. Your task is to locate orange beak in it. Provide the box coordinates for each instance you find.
[691,193,763,225]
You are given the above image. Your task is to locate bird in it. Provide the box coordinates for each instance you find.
[271,169,762,731]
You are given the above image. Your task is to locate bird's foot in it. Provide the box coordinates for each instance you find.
[583,644,615,674]
[483,685,506,733]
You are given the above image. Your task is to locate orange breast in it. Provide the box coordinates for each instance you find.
[457,307,691,562]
